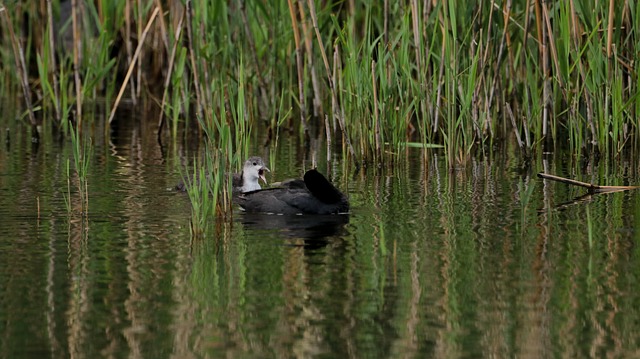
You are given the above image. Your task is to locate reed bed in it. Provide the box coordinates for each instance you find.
[1,0,638,215]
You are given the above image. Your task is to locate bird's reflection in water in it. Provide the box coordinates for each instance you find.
[237,213,350,249]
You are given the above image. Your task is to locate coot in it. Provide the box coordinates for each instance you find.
[236,169,349,215]
[232,156,270,193]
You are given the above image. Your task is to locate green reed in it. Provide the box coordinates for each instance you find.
[3,0,640,169]
[68,125,92,214]
[181,63,253,223]
[183,151,223,237]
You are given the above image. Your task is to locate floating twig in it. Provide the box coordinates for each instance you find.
[537,172,640,193]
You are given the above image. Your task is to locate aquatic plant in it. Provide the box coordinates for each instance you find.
[183,156,214,237]
[69,125,92,214]
[1,0,638,192]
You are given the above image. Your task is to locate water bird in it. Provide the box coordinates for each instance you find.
[233,156,270,193]
[236,169,349,215]
[176,156,269,193]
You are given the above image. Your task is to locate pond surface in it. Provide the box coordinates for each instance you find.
[2,115,640,358]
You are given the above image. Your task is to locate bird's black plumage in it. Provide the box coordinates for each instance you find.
[236,169,349,215]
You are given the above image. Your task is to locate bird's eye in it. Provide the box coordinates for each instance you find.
[252,162,257,166]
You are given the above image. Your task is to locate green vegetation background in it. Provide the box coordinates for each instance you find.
[1,0,638,219]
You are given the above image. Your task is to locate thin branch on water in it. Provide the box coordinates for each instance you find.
[537,173,640,193]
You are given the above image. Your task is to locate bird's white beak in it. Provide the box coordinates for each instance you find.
[259,167,270,184]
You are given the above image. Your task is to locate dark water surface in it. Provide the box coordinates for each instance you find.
[2,118,640,358]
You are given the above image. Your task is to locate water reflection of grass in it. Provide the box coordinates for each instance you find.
[2,0,638,214]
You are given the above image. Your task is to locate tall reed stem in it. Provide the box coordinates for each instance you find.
[108,6,160,125]
[287,0,308,134]
[72,0,83,126]
[1,6,37,138]
[46,0,61,122]
[306,0,356,160]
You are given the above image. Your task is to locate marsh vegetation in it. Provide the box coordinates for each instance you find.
[1,0,638,217]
